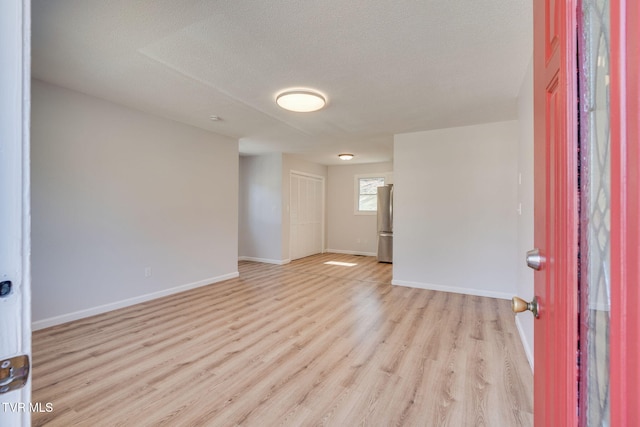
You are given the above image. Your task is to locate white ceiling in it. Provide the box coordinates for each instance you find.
[32,0,532,165]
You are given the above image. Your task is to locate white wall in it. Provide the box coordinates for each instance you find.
[516,59,535,368]
[282,154,328,260]
[393,121,519,299]
[326,162,393,255]
[238,153,284,263]
[31,80,239,328]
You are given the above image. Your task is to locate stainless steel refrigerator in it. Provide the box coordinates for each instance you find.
[377,184,393,263]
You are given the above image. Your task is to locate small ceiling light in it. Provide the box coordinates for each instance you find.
[276,89,326,112]
[338,153,354,160]
[209,115,221,121]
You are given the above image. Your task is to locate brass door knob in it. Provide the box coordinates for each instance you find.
[512,296,539,318]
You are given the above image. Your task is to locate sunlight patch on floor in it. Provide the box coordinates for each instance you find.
[323,261,358,267]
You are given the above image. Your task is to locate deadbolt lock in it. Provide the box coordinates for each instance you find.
[526,248,545,271]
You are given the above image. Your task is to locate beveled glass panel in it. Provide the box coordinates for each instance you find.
[580,0,611,425]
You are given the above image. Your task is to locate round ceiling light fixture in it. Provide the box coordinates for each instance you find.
[338,153,354,160]
[276,89,327,112]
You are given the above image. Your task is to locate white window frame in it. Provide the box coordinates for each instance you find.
[354,173,391,215]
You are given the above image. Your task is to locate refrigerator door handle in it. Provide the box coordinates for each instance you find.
[379,232,393,237]
[389,185,393,232]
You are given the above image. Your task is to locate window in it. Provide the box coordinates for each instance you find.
[355,175,385,214]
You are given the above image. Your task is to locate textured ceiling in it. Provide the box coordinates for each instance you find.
[32,0,532,165]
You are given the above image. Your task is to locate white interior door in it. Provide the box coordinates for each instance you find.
[290,173,324,260]
[0,0,32,425]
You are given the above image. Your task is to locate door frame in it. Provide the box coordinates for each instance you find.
[0,0,32,425]
[610,0,640,424]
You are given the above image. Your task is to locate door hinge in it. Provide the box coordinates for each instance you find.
[0,280,12,297]
[0,355,29,393]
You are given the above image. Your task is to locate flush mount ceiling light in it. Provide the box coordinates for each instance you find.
[338,153,354,160]
[276,89,326,112]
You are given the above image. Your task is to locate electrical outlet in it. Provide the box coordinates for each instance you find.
[144,267,152,278]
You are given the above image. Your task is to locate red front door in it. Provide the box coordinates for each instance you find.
[532,0,579,425]
[533,0,640,425]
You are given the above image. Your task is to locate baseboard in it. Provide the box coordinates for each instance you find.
[391,279,512,300]
[238,256,291,265]
[325,249,377,257]
[32,272,239,331]
[515,316,534,372]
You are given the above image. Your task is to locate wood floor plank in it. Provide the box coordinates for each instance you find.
[32,253,532,426]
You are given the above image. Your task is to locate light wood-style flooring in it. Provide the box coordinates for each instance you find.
[32,253,533,426]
